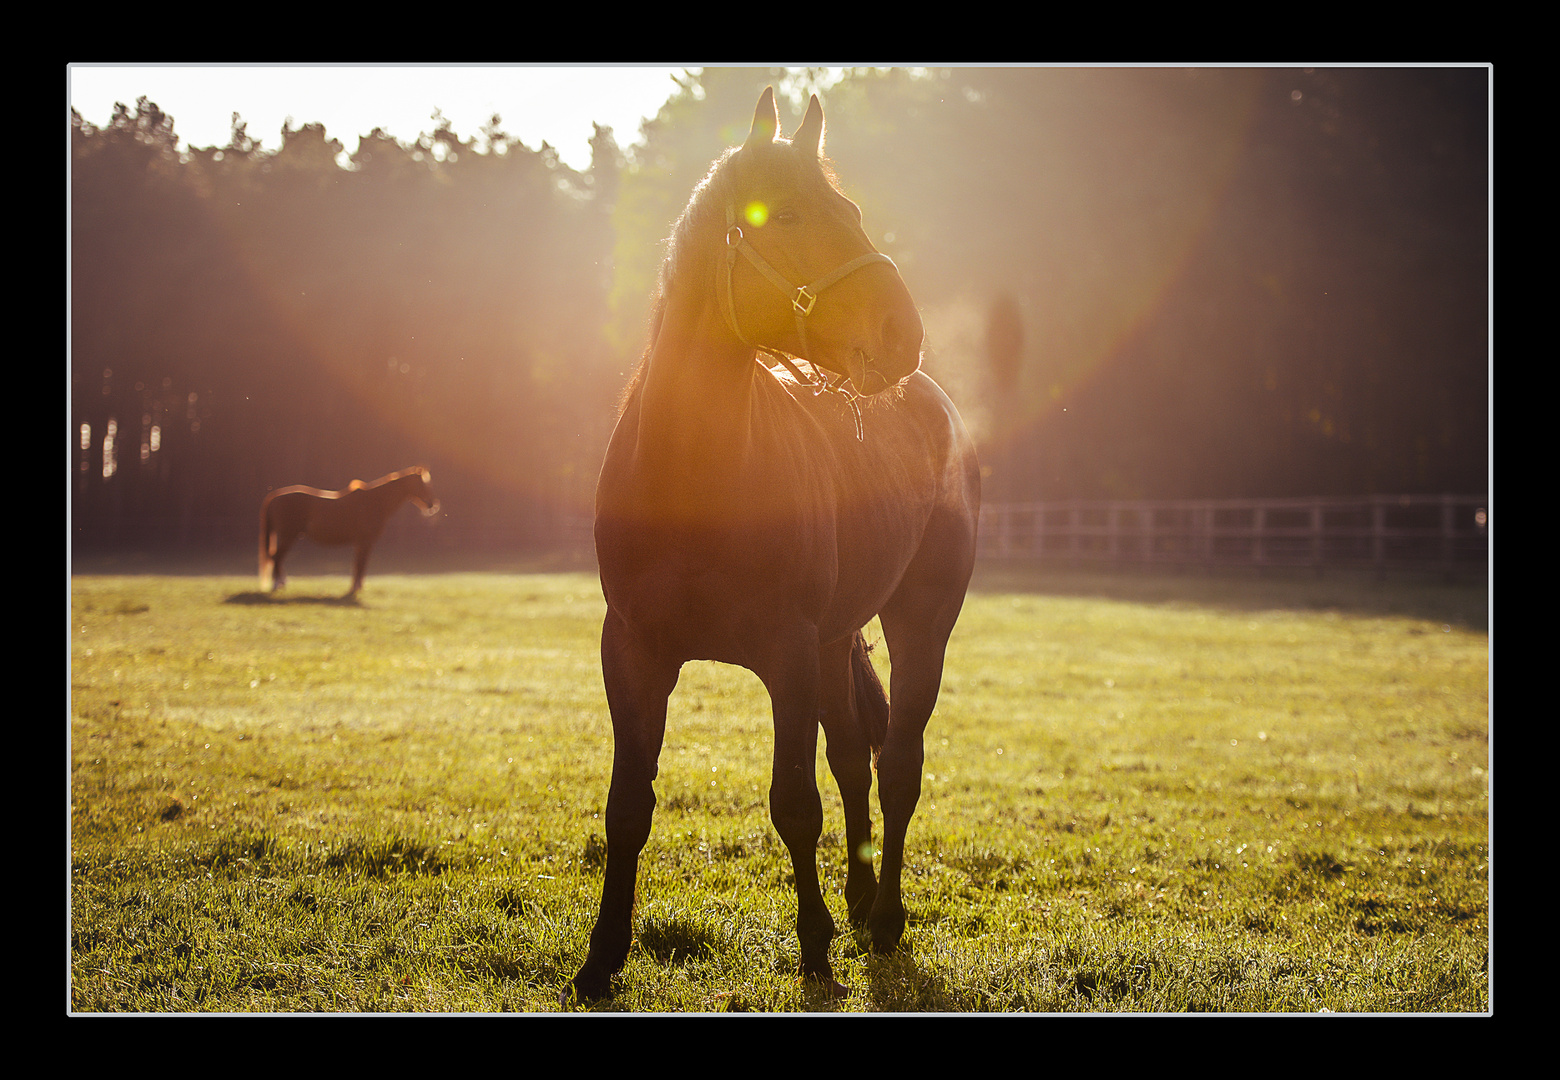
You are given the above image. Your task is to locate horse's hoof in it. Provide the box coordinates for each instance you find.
[869,927,903,953]
[559,982,592,1009]
[799,968,849,1000]
[564,965,613,1006]
[868,912,906,954]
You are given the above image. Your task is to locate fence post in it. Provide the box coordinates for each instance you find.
[1372,497,1387,579]
[1440,493,1456,578]
[1310,499,1323,574]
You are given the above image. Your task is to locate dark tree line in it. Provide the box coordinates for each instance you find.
[72,96,621,553]
[70,68,1488,557]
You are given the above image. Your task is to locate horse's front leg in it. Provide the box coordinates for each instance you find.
[348,543,371,597]
[758,627,840,990]
[271,531,296,591]
[568,608,678,1002]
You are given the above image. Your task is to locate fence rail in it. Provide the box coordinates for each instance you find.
[977,494,1488,574]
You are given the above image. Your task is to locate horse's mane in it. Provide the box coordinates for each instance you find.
[616,134,848,417]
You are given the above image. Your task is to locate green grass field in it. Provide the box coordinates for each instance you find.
[69,564,1489,1012]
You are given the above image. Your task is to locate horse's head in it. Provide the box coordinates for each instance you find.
[411,466,441,517]
[719,88,923,396]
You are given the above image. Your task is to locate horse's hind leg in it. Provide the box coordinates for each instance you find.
[569,608,678,1002]
[819,632,881,927]
[869,536,974,953]
[271,530,298,591]
[259,521,274,592]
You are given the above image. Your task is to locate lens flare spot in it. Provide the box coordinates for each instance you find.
[744,201,769,228]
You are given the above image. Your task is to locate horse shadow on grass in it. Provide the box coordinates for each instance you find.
[224,591,364,607]
[847,924,961,1012]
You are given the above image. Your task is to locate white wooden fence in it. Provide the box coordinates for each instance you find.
[977,494,1488,573]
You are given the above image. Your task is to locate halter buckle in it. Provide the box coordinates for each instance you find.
[792,287,817,317]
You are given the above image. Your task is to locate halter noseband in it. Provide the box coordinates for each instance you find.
[720,205,897,440]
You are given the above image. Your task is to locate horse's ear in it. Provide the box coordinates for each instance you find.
[794,94,824,158]
[744,86,780,149]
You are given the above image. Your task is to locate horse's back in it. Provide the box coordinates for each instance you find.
[263,485,357,544]
[263,486,322,527]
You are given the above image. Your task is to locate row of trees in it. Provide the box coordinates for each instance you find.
[70,67,1488,555]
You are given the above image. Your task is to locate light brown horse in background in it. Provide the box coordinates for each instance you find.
[259,467,439,596]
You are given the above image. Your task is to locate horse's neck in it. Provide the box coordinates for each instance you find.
[633,289,757,477]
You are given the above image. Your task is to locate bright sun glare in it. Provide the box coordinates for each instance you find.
[67,65,691,172]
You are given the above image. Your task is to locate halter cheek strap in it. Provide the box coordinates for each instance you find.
[720,206,895,441]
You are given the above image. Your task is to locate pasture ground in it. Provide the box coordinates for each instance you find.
[69,564,1490,1012]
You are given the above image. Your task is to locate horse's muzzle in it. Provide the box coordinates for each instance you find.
[848,304,923,395]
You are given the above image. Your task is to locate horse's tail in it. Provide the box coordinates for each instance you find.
[258,496,275,591]
[851,630,890,764]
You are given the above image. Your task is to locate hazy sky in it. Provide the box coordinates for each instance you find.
[67,64,693,171]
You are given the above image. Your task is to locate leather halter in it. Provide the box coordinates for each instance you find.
[719,206,897,439]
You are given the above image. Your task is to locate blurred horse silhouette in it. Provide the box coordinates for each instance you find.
[570,88,980,1002]
[258,466,439,596]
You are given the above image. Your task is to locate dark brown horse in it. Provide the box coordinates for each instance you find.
[258,466,439,596]
[570,89,980,1001]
